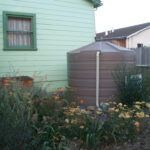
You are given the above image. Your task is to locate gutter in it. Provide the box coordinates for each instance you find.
[96,51,101,107]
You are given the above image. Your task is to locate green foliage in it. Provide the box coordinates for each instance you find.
[31,123,69,150]
[0,82,33,150]
[112,65,150,107]
[0,79,149,150]
[79,115,103,149]
[99,112,137,147]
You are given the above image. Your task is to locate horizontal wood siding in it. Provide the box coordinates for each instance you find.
[108,39,126,48]
[0,0,95,90]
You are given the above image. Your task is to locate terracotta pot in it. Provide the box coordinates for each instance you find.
[21,80,33,87]
[2,77,10,86]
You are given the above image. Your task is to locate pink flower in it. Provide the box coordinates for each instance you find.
[45,75,47,80]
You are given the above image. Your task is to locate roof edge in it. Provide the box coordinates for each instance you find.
[127,25,150,39]
[96,36,126,41]
[87,0,103,8]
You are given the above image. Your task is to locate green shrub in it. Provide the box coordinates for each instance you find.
[112,65,150,107]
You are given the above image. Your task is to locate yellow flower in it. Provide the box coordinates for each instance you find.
[119,112,131,118]
[118,103,123,107]
[61,136,66,141]
[85,111,91,115]
[80,109,86,114]
[135,101,141,104]
[146,103,150,109]
[136,112,145,118]
[87,106,95,111]
[113,102,117,105]
[108,108,115,113]
[119,113,124,118]
[105,103,109,106]
[80,126,84,129]
[124,113,131,119]
[97,108,102,111]
[145,114,149,118]
[115,109,119,112]
[96,111,102,115]
[134,105,141,110]
[71,119,78,124]
[70,108,76,113]
[65,119,69,123]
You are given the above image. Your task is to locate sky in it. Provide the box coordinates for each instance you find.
[95,0,150,33]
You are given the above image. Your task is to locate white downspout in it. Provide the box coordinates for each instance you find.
[96,51,100,107]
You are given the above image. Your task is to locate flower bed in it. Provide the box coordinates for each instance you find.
[0,81,150,150]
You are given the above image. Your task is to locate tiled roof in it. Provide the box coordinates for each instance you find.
[96,22,150,41]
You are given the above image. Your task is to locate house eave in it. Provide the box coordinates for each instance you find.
[96,36,127,41]
[127,26,150,39]
[88,0,102,8]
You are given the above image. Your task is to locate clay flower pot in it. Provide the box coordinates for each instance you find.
[2,77,10,86]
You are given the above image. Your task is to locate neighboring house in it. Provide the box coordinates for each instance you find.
[96,22,150,49]
[0,0,102,90]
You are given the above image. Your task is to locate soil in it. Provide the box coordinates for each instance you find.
[104,127,150,150]
[68,119,150,150]
[69,126,150,150]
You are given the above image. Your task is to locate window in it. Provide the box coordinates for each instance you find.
[3,11,37,51]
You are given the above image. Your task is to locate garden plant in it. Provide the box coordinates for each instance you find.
[0,78,150,150]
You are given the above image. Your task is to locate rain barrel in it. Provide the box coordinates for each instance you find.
[67,42,135,106]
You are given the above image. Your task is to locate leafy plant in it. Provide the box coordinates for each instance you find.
[0,82,33,150]
[99,112,137,147]
[112,65,150,107]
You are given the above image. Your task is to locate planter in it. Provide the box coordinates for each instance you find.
[0,76,34,87]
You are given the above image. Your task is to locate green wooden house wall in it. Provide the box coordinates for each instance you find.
[0,0,97,90]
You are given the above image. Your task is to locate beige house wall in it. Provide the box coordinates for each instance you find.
[126,27,150,48]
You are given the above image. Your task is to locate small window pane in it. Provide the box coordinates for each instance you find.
[7,32,31,46]
[7,17,32,47]
[8,17,31,31]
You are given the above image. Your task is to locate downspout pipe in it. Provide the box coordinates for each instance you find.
[96,51,101,107]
